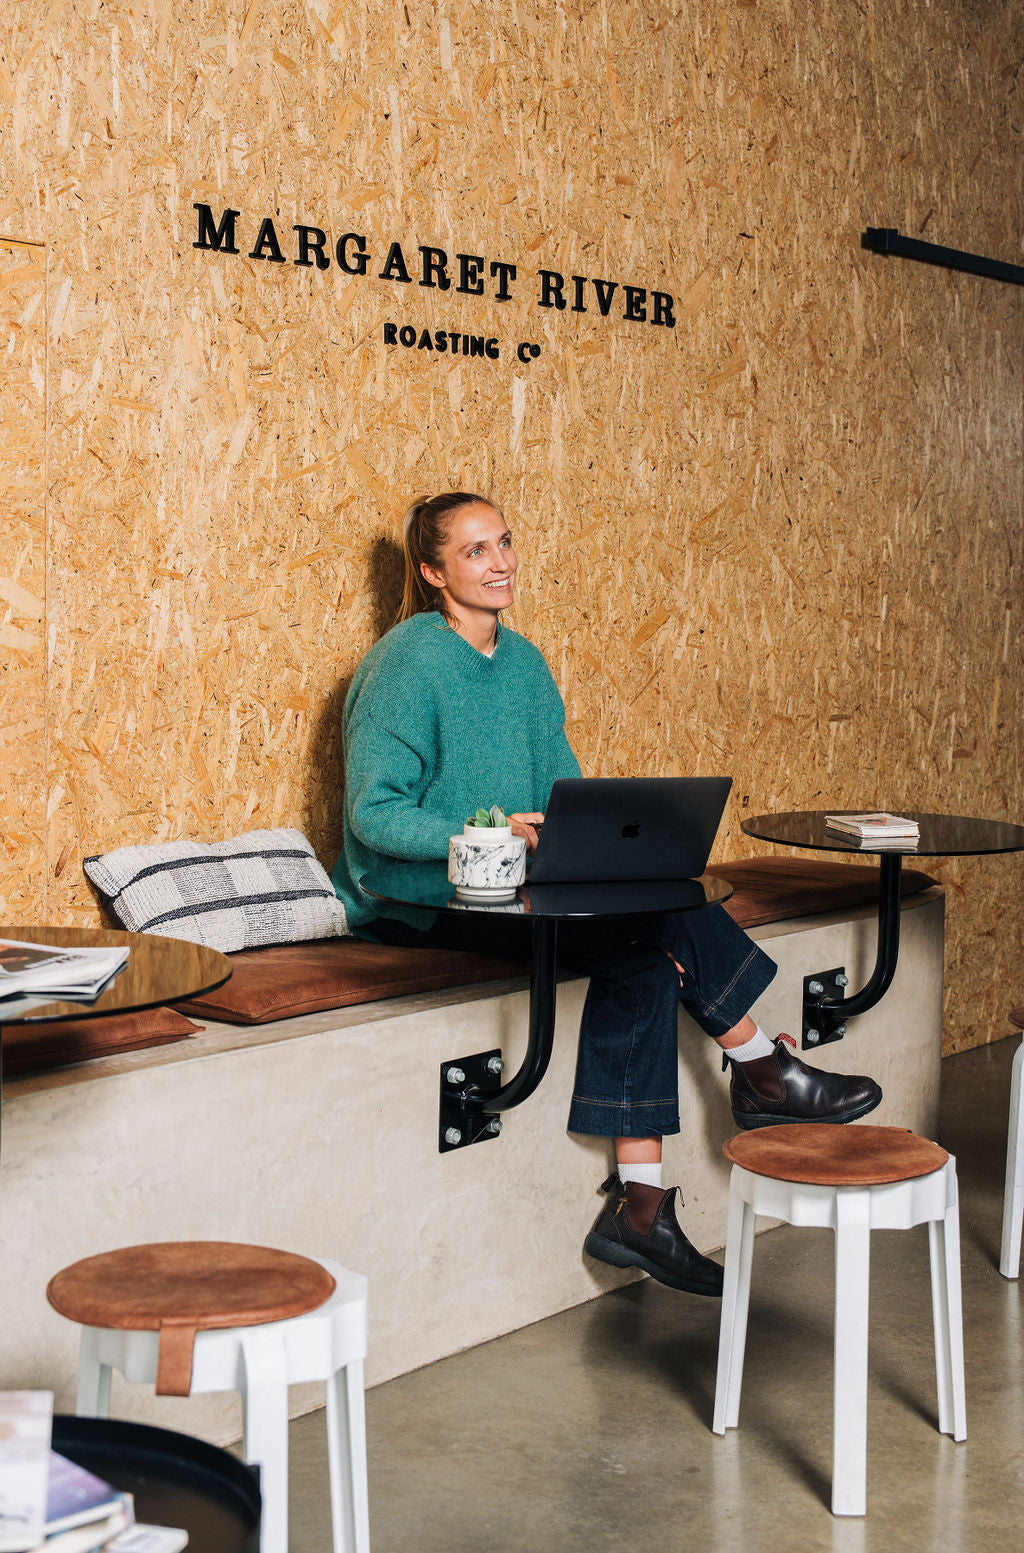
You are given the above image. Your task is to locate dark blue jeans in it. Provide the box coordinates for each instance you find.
[365,904,776,1138]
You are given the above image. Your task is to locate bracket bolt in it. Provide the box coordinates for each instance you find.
[445,1066,466,1086]
[806,1029,820,1045]
[834,1024,847,1038]
[444,1127,462,1146]
[486,1056,505,1075]
[486,1118,502,1135]
[835,973,849,989]
[807,980,825,997]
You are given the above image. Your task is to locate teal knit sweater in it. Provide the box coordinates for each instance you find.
[331,612,581,932]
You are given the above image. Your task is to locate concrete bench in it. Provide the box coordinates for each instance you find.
[1,860,945,1448]
[5,858,936,1066]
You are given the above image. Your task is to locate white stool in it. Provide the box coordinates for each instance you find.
[50,1248,369,1553]
[1000,1007,1024,1278]
[712,1124,966,1517]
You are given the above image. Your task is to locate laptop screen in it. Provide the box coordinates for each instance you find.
[528,776,732,884]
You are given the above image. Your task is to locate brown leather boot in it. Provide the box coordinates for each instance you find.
[584,1175,724,1296]
[727,1035,882,1130]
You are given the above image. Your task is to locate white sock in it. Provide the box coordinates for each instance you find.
[725,1025,775,1063]
[617,1161,663,1189]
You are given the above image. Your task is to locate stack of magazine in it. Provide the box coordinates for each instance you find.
[0,1394,186,1553]
[825,812,920,848]
[0,941,130,1003]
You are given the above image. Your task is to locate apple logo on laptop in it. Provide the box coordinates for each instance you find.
[622,820,641,839]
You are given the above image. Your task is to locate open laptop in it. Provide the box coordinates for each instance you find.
[528,776,732,884]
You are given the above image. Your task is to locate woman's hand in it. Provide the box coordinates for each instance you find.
[658,947,686,989]
[508,811,545,855]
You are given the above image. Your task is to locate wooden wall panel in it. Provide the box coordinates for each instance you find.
[1,0,1021,1051]
[0,240,46,918]
[41,241,189,919]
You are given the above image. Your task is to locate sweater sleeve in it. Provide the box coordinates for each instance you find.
[344,710,454,861]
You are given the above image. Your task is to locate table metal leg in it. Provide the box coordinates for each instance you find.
[804,853,904,1044]
[478,917,560,1114]
[439,918,561,1150]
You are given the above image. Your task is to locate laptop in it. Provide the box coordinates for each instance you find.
[527,777,732,884]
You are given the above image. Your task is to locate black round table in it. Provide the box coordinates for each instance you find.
[361,859,732,1152]
[0,926,232,1025]
[0,927,232,1138]
[741,810,1024,1044]
[53,1414,260,1553]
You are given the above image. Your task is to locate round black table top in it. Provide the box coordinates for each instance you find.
[361,859,732,919]
[0,925,232,1024]
[742,810,1024,859]
[53,1414,259,1553]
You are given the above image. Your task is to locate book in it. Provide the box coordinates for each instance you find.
[0,1392,53,1553]
[106,1528,188,1553]
[824,812,920,839]
[44,1455,126,1537]
[0,940,129,1001]
[37,1509,132,1553]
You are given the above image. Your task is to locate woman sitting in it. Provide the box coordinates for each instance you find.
[332,492,881,1297]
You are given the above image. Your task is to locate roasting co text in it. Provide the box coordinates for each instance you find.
[192,205,677,364]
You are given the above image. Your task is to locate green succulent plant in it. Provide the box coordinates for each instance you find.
[466,804,508,828]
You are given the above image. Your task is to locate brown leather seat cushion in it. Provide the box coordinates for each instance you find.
[1010,1004,1024,1030]
[723,1123,949,1185]
[47,1241,337,1396]
[2,1008,200,1076]
[175,938,526,1025]
[708,857,936,929]
[173,859,937,1026]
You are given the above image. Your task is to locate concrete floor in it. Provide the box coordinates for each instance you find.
[287,1035,1024,1551]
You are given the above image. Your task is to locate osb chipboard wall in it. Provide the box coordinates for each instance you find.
[0,1,1021,1054]
[0,238,46,916]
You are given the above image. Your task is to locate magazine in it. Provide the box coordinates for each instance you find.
[106,1529,188,1552]
[36,1510,133,1553]
[44,1456,128,1538]
[0,1399,154,1553]
[0,1392,52,1553]
[0,941,129,1001]
[824,812,920,840]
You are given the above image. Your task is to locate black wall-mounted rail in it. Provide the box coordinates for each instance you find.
[439,918,562,1152]
[802,852,904,1046]
[862,227,1024,287]
[465,918,559,1115]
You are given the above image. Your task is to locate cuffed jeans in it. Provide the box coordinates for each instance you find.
[364,903,776,1138]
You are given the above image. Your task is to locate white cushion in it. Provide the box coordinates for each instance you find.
[83,828,349,951]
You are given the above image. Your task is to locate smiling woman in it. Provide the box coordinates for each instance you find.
[396,492,515,645]
[414,497,517,648]
[329,491,882,1304]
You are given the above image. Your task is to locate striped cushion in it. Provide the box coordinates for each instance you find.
[83,828,349,951]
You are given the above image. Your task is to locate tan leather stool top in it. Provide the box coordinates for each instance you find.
[723,1123,949,1186]
[47,1242,336,1397]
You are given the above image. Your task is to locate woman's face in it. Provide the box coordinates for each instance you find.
[422,502,518,615]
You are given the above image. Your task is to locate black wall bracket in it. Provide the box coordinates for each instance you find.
[438,916,561,1153]
[800,853,905,1048]
[862,227,1024,287]
[802,966,849,1049]
[439,1050,504,1152]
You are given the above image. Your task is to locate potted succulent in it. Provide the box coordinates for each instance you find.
[448,804,527,900]
[465,805,512,837]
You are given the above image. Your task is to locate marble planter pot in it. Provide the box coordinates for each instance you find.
[448,825,527,902]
